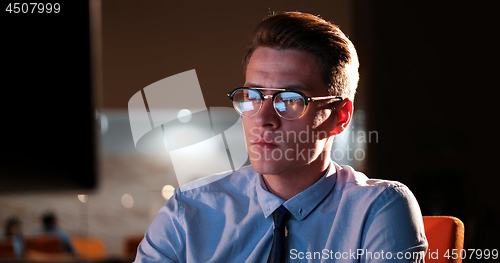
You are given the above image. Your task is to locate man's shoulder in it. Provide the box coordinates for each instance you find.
[333,164,419,215]
[335,164,411,199]
[178,165,257,196]
[164,166,258,217]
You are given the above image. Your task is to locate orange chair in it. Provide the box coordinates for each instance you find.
[72,236,107,260]
[423,216,465,263]
[24,234,64,254]
[24,234,75,261]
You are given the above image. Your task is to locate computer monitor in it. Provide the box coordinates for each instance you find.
[0,1,97,193]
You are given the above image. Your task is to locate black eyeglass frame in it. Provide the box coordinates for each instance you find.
[227,87,343,120]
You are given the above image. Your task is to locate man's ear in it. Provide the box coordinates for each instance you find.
[330,99,353,135]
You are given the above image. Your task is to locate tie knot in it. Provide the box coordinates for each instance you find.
[273,205,291,229]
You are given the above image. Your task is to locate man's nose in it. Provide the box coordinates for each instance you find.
[255,97,281,128]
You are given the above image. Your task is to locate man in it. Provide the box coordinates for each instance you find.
[33,211,76,255]
[135,11,427,262]
[4,216,24,257]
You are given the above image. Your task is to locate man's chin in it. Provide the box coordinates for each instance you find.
[249,158,291,176]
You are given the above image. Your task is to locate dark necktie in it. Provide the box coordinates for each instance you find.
[267,205,291,263]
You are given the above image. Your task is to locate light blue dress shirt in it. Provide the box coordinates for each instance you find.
[135,162,427,262]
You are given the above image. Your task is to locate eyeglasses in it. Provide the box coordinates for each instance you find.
[227,87,343,120]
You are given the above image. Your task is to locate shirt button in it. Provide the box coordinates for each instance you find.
[298,208,303,214]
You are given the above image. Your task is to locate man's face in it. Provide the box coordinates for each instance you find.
[242,47,338,176]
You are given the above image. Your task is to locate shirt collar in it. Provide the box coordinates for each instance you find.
[255,172,284,218]
[255,161,337,220]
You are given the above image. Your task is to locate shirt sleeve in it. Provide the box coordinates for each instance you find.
[134,190,186,263]
[361,185,428,263]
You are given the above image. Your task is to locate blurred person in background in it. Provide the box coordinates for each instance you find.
[33,211,76,255]
[4,216,24,257]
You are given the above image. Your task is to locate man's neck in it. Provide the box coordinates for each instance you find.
[261,158,330,200]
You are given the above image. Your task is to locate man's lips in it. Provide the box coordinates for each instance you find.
[250,137,279,149]
[251,142,278,147]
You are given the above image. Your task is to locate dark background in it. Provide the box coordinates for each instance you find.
[353,0,499,258]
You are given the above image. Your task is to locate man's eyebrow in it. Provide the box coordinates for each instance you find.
[242,82,261,88]
[243,83,308,91]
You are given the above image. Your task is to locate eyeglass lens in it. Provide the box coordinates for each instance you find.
[232,89,306,119]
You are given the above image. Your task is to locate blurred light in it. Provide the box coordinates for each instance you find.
[77,194,88,203]
[100,113,109,134]
[121,194,134,208]
[177,109,192,123]
[95,110,109,134]
[162,185,175,200]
